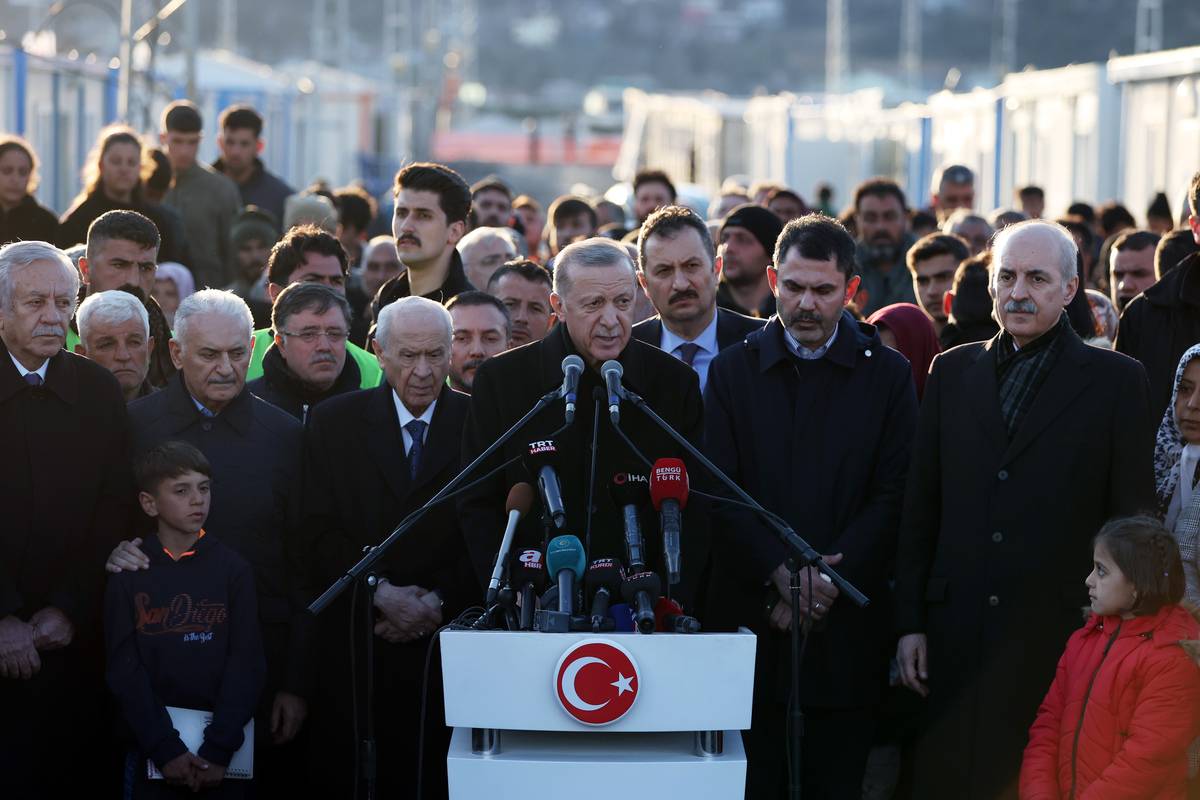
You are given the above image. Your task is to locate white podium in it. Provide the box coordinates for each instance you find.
[441,629,756,800]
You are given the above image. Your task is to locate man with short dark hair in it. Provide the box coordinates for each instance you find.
[765,187,806,223]
[486,259,554,346]
[632,206,764,392]
[333,186,377,267]
[939,252,1000,349]
[1156,227,1199,279]
[1117,171,1200,422]
[161,101,243,289]
[213,104,294,226]
[372,162,473,318]
[943,210,994,256]
[245,225,380,389]
[705,215,918,798]
[715,203,783,319]
[1016,185,1044,219]
[854,178,917,315]
[471,177,512,228]
[513,195,544,257]
[930,164,975,223]
[633,169,677,224]
[907,233,970,336]
[74,209,175,388]
[225,205,277,327]
[446,291,510,393]
[1108,229,1160,311]
[248,283,359,421]
[546,194,599,257]
[896,220,1153,798]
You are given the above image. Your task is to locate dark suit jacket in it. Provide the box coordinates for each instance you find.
[128,375,308,698]
[631,307,767,352]
[458,323,710,610]
[893,327,1154,799]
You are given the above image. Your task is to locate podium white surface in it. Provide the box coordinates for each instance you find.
[441,629,756,799]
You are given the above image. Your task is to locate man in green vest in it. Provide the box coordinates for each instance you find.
[246,224,381,388]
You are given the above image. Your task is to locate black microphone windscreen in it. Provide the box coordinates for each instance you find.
[620,571,662,605]
[608,470,650,508]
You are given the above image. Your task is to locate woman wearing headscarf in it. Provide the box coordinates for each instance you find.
[866,302,942,401]
[1154,343,1200,607]
[153,261,195,330]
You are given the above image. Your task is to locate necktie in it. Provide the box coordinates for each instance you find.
[405,419,427,480]
[23,373,43,387]
[677,343,701,368]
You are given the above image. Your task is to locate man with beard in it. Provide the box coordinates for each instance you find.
[715,204,783,319]
[546,195,599,258]
[486,260,555,346]
[446,290,511,393]
[930,164,976,224]
[1108,229,1159,312]
[225,206,277,327]
[247,283,360,422]
[632,206,764,392]
[471,177,513,229]
[853,178,917,316]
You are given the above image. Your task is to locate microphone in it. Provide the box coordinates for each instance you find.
[585,558,625,632]
[650,458,689,586]
[609,471,651,573]
[486,483,536,605]
[546,535,586,616]
[655,597,701,634]
[601,360,623,424]
[621,570,661,634]
[511,547,547,631]
[561,354,584,425]
[524,439,566,529]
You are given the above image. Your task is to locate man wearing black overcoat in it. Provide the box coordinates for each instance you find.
[894,220,1155,799]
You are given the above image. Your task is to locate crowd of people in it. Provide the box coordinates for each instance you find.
[3,95,1200,800]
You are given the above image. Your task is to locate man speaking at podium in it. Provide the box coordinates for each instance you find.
[460,237,710,609]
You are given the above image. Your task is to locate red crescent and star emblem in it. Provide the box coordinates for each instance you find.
[553,639,640,726]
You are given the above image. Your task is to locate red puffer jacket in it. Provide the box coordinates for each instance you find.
[1020,604,1200,799]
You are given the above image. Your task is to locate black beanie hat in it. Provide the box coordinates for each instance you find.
[720,204,784,261]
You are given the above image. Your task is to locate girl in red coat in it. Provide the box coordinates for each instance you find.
[1020,516,1200,799]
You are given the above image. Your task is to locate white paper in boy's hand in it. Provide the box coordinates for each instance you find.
[146,706,254,780]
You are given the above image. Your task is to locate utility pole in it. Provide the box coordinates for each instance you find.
[990,0,1017,79]
[900,0,921,90]
[312,0,329,64]
[118,0,133,120]
[184,0,197,99]
[218,0,236,52]
[825,0,846,96]
[1135,0,1163,53]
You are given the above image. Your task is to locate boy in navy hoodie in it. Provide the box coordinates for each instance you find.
[105,441,265,797]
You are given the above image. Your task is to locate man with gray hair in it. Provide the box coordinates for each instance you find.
[105,288,312,794]
[302,294,472,797]
[941,209,994,256]
[0,240,133,794]
[460,237,711,610]
[247,282,360,422]
[74,288,155,402]
[457,226,518,291]
[893,219,1154,798]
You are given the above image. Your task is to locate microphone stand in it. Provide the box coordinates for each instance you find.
[617,386,868,800]
[308,386,564,800]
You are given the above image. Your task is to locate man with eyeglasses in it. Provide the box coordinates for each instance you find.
[247,283,360,422]
[853,178,917,316]
[244,224,381,388]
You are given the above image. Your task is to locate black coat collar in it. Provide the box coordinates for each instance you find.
[0,339,78,405]
[260,343,362,405]
[536,320,658,399]
[752,311,872,373]
[163,371,255,436]
[364,382,462,500]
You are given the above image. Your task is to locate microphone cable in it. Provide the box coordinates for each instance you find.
[585,387,604,560]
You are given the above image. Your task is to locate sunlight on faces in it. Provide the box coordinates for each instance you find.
[551,261,636,369]
[392,188,464,269]
[449,304,509,391]
[1175,360,1200,445]
[1110,247,1156,311]
[268,252,345,301]
[857,194,906,247]
[491,272,553,347]
[1086,542,1138,618]
[767,194,805,223]
[362,242,403,298]
[218,127,258,173]
[79,317,153,397]
[161,130,201,172]
[100,141,142,199]
[990,225,1078,347]
[461,234,516,290]
[154,277,180,317]
[769,249,859,348]
[935,183,974,220]
[373,305,450,415]
[639,226,717,328]
[473,189,512,228]
[140,471,211,538]
[551,213,595,255]
[0,260,78,369]
[717,226,770,288]
[275,306,348,393]
[912,253,958,324]
[82,238,158,295]
[634,182,674,223]
[0,148,33,208]
[169,312,252,414]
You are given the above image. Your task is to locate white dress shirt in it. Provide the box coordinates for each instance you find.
[392,391,436,455]
[660,311,720,393]
[10,352,49,381]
